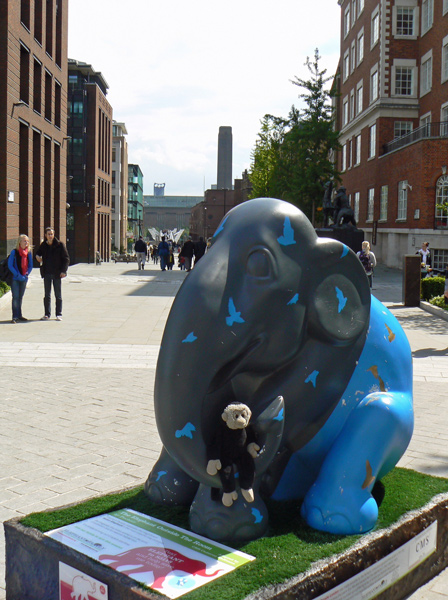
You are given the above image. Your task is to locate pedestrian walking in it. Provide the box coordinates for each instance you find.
[357,241,376,289]
[35,227,70,321]
[8,234,33,323]
[194,237,207,264]
[134,236,147,270]
[180,237,195,272]
[158,236,169,271]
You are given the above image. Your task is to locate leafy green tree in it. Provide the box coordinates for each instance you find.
[249,49,340,224]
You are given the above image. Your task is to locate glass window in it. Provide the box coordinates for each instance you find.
[355,134,361,165]
[394,121,413,138]
[398,182,408,220]
[380,185,388,220]
[352,0,357,24]
[421,56,432,94]
[442,40,448,83]
[367,189,374,221]
[344,51,350,81]
[356,84,363,114]
[354,192,360,222]
[396,7,414,35]
[357,31,364,64]
[441,106,448,135]
[372,12,379,46]
[343,98,349,126]
[395,67,413,95]
[358,0,365,13]
[369,124,376,158]
[422,0,433,34]
[350,90,355,120]
[342,144,347,171]
[371,70,378,102]
[345,6,351,36]
[436,175,448,227]
[433,249,448,270]
[351,42,356,74]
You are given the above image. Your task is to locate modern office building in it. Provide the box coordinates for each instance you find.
[337,0,448,269]
[0,0,69,256]
[112,121,128,253]
[144,193,203,236]
[217,126,233,190]
[127,164,144,249]
[67,59,113,263]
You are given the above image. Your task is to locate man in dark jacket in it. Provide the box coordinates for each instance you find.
[194,237,207,264]
[35,227,70,321]
[134,236,148,270]
[180,237,195,272]
[157,236,170,271]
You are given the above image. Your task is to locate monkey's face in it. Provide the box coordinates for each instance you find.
[222,403,252,430]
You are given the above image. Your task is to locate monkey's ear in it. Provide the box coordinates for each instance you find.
[221,410,228,422]
[245,407,252,422]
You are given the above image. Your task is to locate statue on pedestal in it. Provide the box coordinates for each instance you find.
[333,186,357,227]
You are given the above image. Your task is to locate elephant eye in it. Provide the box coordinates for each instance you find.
[246,249,272,279]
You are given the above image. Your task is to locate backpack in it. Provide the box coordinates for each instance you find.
[0,253,14,286]
[358,251,372,274]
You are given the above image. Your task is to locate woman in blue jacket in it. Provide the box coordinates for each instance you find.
[8,234,33,323]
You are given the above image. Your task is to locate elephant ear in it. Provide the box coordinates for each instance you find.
[307,240,371,346]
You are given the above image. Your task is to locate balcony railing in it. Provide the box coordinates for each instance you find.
[383,122,448,154]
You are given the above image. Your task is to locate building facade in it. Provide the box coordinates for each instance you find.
[112,121,128,253]
[217,126,233,190]
[337,0,448,269]
[144,194,202,236]
[67,59,113,263]
[127,163,144,249]
[0,0,69,256]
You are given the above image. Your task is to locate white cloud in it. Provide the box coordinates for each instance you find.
[68,0,341,195]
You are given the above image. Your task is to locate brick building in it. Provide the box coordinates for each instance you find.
[67,59,112,263]
[337,0,448,269]
[0,0,68,256]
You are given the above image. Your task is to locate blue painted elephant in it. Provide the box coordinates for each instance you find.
[145,198,413,542]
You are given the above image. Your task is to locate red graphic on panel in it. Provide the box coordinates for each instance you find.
[99,546,223,590]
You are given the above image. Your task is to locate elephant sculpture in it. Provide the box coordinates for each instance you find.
[145,198,413,543]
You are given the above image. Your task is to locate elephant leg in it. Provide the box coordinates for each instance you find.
[189,481,269,543]
[301,391,413,535]
[144,447,199,506]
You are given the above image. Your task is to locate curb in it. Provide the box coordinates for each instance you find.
[420,300,448,322]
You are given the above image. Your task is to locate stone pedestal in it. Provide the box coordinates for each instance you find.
[403,255,421,306]
[315,227,364,254]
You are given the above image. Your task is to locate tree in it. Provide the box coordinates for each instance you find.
[249,49,340,224]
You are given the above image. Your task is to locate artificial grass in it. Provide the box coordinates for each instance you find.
[20,467,448,600]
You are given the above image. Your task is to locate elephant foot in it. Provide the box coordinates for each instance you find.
[301,483,378,535]
[241,488,254,503]
[144,449,199,506]
[190,484,269,543]
[222,491,238,507]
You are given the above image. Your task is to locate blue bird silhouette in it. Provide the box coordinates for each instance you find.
[305,370,319,388]
[155,471,167,482]
[335,286,347,313]
[182,332,197,343]
[226,298,245,326]
[274,407,284,422]
[277,217,296,246]
[287,293,299,305]
[251,508,263,524]
[214,215,229,237]
[341,244,349,257]
[175,423,196,439]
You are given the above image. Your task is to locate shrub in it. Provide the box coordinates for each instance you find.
[0,280,10,298]
[429,295,448,310]
[421,276,445,301]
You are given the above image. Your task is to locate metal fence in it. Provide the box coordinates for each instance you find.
[384,122,448,154]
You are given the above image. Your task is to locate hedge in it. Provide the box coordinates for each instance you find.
[421,276,445,301]
[0,280,10,298]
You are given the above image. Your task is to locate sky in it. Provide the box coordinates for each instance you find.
[68,0,341,196]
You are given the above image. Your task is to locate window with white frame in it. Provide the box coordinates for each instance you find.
[343,97,349,126]
[421,0,433,34]
[357,30,364,64]
[433,249,448,270]
[394,67,414,95]
[371,9,380,47]
[370,68,378,102]
[436,175,448,227]
[344,5,351,36]
[420,52,432,95]
[398,181,408,220]
[369,124,376,158]
[350,90,355,121]
[396,7,415,35]
[444,0,448,15]
[344,50,350,81]
[342,144,347,172]
[442,36,448,83]
[441,104,448,135]
[348,139,353,168]
[352,0,357,25]
[367,188,375,221]
[355,134,361,165]
[351,42,356,74]
[356,82,363,114]
[394,121,413,138]
[380,185,388,220]
[358,0,364,13]
[354,192,360,222]
[420,113,431,130]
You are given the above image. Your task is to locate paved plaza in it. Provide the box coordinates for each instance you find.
[0,259,447,598]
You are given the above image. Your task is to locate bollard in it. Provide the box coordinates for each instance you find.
[402,255,421,306]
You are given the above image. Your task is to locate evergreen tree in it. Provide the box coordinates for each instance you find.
[249,49,340,224]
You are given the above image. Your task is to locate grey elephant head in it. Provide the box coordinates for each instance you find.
[155,198,371,491]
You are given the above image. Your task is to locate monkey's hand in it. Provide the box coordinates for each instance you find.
[247,443,260,458]
[207,459,222,475]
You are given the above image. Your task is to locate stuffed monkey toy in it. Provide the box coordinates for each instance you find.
[206,403,260,507]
